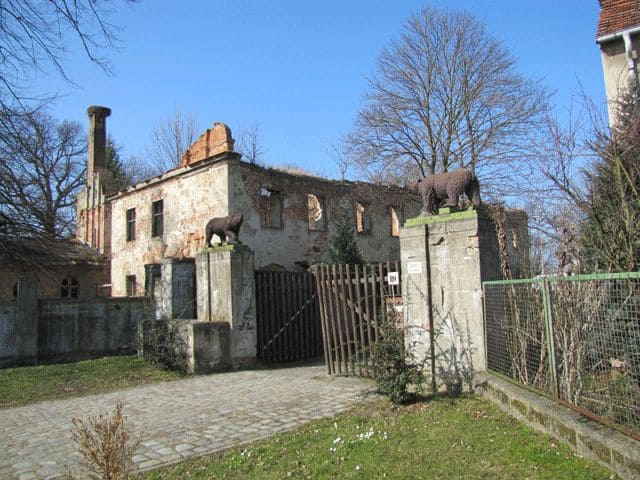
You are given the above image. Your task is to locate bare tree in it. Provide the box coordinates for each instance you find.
[522,82,640,275]
[325,140,351,181]
[0,0,136,105]
[0,109,86,237]
[346,7,551,194]
[119,153,156,185]
[237,121,266,164]
[520,105,593,271]
[146,109,198,174]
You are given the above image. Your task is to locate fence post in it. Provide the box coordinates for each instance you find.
[542,278,560,400]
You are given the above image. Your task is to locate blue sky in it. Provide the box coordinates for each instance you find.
[34,0,604,180]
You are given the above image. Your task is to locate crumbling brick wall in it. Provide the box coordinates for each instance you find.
[106,154,421,295]
[180,122,234,167]
[231,162,421,269]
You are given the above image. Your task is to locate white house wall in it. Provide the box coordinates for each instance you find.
[600,33,640,123]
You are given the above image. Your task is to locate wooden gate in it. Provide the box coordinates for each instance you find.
[313,262,402,376]
[254,270,323,363]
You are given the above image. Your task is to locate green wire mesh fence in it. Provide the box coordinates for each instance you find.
[484,273,640,439]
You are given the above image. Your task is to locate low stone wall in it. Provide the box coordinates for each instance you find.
[141,319,231,374]
[477,372,639,480]
[0,296,147,367]
[38,298,147,362]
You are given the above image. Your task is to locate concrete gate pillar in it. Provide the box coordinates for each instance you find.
[195,244,257,367]
[400,208,501,392]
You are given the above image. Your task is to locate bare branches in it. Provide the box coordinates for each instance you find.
[524,86,640,274]
[346,7,551,193]
[67,401,141,480]
[0,108,86,237]
[0,0,135,104]
[145,108,198,174]
[325,140,351,182]
[237,121,266,165]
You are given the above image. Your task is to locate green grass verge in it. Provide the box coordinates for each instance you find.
[0,355,184,408]
[143,395,614,480]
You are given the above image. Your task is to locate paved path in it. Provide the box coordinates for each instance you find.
[0,365,374,479]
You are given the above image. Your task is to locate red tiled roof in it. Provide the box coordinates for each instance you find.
[597,0,640,39]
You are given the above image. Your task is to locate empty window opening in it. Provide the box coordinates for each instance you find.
[126,275,137,297]
[61,276,79,299]
[126,208,136,242]
[260,187,283,229]
[307,193,327,231]
[390,207,400,237]
[356,202,370,235]
[152,200,164,237]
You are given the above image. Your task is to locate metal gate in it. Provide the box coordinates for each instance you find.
[254,270,323,363]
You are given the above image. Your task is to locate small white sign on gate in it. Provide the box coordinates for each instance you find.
[387,271,400,286]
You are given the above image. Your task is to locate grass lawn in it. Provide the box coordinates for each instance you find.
[143,395,614,480]
[0,355,184,408]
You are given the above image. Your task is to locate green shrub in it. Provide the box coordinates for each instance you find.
[371,320,424,404]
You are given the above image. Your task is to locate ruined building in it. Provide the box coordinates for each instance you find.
[76,107,421,297]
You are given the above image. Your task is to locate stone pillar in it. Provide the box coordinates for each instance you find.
[14,273,39,364]
[400,208,501,393]
[195,244,257,366]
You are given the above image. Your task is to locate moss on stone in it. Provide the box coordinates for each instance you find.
[404,207,481,227]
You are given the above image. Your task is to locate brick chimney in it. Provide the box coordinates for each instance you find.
[86,106,112,180]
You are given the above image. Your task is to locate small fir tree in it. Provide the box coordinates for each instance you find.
[326,198,365,265]
[104,136,134,192]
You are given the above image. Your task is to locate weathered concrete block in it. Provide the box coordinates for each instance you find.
[142,319,231,374]
[400,209,501,390]
[550,417,578,446]
[192,322,231,373]
[196,244,257,367]
[578,433,612,465]
[611,449,640,479]
[477,372,640,480]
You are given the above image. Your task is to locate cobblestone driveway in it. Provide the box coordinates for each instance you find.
[0,364,373,479]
